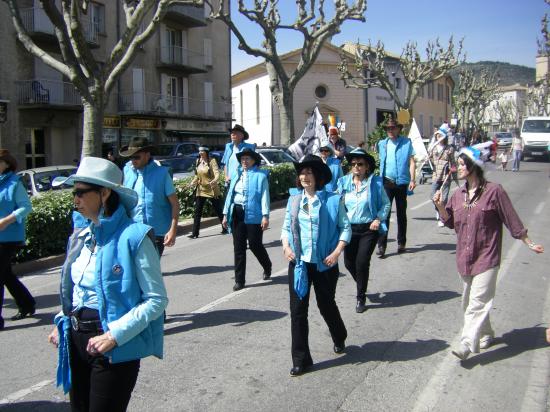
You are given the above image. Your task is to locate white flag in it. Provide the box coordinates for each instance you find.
[288,107,327,161]
[408,118,428,163]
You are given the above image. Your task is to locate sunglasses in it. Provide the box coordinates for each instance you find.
[130,154,142,160]
[72,187,98,198]
[320,149,331,153]
[351,162,366,167]
[385,126,398,130]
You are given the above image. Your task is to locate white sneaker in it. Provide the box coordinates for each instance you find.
[452,344,471,360]
[437,221,445,227]
[479,336,493,349]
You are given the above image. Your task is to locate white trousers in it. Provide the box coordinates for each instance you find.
[460,266,499,353]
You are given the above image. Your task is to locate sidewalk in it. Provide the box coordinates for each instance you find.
[13,199,288,276]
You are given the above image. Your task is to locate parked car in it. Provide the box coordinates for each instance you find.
[17,165,77,196]
[256,148,296,167]
[158,156,196,181]
[155,142,200,160]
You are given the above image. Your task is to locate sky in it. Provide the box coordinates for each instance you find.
[230,0,548,74]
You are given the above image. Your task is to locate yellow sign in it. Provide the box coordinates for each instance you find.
[123,118,160,130]
[103,115,120,128]
[397,110,410,125]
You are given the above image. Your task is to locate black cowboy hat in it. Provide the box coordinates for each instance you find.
[293,154,332,185]
[119,137,155,157]
[229,124,249,140]
[345,148,376,173]
[384,119,403,131]
[236,147,262,164]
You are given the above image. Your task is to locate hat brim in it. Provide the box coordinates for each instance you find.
[119,145,155,157]
[236,151,261,164]
[228,128,249,140]
[58,174,138,212]
[293,160,333,185]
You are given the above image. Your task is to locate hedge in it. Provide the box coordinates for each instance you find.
[14,163,298,263]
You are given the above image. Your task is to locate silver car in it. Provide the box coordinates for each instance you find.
[256,148,296,167]
[17,165,77,196]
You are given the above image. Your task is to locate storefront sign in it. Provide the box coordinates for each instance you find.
[103,115,121,128]
[123,117,160,130]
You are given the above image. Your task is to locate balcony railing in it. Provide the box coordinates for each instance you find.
[16,79,81,107]
[158,46,206,72]
[118,92,231,119]
[20,7,99,45]
[164,4,206,27]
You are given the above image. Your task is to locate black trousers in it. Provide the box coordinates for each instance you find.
[378,180,408,249]
[344,225,379,300]
[69,309,140,412]
[0,242,35,321]
[288,261,347,367]
[231,205,271,285]
[192,196,224,237]
[154,236,165,258]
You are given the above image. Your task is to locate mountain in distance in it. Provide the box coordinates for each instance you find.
[449,61,536,87]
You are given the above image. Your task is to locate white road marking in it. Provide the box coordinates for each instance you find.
[164,267,288,330]
[410,199,432,211]
[534,202,545,215]
[0,380,53,405]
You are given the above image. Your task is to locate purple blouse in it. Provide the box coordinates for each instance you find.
[443,182,527,276]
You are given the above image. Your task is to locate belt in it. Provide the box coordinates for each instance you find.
[70,310,103,333]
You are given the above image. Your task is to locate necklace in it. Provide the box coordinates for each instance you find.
[463,182,485,210]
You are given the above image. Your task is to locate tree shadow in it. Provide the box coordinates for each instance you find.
[0,401,70,411]
[400,242,456,254]
[460,326,549,369]
[263,239,282,249]
[163,265,233,276]
[366,290,461,309]
[247,274,289,288]
[313,338,449,372]
[164,308,287,336]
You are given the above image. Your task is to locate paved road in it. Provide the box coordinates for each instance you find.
[1,160,549,411]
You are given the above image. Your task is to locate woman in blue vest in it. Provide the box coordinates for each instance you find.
[223,148,272,291]
[0,149,35,330]
[337,149,390,313]
[281,154,351,376]
[47,157,168,411]
[318,141,343,192]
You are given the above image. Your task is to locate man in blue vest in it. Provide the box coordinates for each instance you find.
[222,124,256,185]
[119,137,179,257]
[376,119,416,257]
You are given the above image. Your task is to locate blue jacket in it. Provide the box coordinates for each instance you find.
[223,166,269,232]
[221,141,256,180]
[324,158,343,192]
[59,206,166,364]
[377,136,414,185]
[123,160,172,236]
[0,173,31,242]
[337,174,389,234]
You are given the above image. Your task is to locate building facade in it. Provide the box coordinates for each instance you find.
[483,84,528,131]
[231,42,453,147]
[0,1,231,169]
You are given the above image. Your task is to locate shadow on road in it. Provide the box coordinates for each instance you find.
[164,308,287,336]
[0,401,70,411]
[400,242,456,253]
[314,338,449,372]
[263,239,282,249]
[0,312,56,332]
[163,265,233,276]
[460,326,549,369]
[366,290,460,308]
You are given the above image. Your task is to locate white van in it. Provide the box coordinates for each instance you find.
[520,116,550,159]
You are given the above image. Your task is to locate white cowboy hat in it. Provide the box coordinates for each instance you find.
[58,157,138,212]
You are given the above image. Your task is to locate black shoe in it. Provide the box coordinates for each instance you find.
[397,244,406,254]
[263,269,272,280]
[376,246,385,258]
[11,307,36,321]
[289,365,310,377]
[233,282,245,291]
[188,234,198,239]
[356,299,367,313]
[221,228,228,235]
[333,342,346,354]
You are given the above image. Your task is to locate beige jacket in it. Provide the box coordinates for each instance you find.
[191,158,221,198]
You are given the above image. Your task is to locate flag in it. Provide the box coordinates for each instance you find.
[408,118,428,163]
[288,106,327,161]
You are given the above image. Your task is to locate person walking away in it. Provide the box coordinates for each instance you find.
[188,146,226,238]
[119,137,179,257]
[281,154,351,376]
[223,148,272,291]
[433,147,544,361]
[318,141,343,192]
[376,119,416,257]
[428,126,456,227]
[221,125,256,186]
[0,149,35,329]
[511,129,523,171]
[337,149,390,313]
[47,157,168,410]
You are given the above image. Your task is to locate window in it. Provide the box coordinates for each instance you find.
[90,2,105,35]
[256,84,260,124]
[427,82,434,100]
[418,114,424,136]
[315,85,328,99]
[395,78,401,90]
[419,84,424,98]
[446,85,450,104]
[204,82,213,116]
[25,129,46,168]
[437,84,443,101]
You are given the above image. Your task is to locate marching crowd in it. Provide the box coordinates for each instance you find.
[0,121,546,410]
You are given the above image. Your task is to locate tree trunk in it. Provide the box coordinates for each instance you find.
[81,100,104,158]
[274,86,295,146]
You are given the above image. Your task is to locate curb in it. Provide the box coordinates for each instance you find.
[13,199,288,276]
